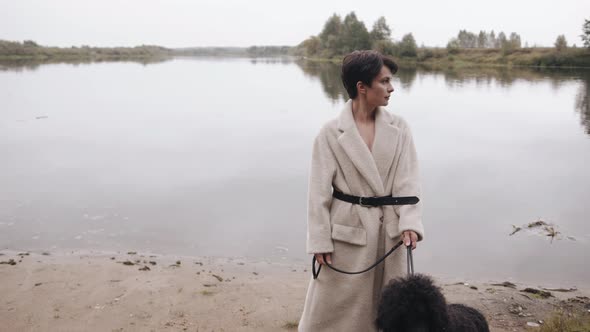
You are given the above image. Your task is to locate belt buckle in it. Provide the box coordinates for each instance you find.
[359,197,371,207]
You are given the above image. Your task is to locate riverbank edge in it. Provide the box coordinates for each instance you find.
[0,249,588,331]
[299,47,590,70]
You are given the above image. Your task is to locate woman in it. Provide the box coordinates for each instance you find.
[299,50,424,331]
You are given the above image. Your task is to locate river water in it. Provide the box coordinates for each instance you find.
[1,57,589,288]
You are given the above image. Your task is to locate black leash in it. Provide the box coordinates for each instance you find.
[311,189,419,279]
[312,240,414,279]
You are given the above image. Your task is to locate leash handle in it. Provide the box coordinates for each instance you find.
[406,245,414,276]
[312,255,322,279]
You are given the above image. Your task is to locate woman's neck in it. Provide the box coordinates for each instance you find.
[351,98,376,123]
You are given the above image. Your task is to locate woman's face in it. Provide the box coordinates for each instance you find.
[365,65,395,107]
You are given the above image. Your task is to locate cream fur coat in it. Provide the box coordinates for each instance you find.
[299,100,424,332]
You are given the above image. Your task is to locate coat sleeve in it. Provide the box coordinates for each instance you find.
[393,125,425,241]
[306,130,337,254]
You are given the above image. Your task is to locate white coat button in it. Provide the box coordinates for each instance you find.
[379,216,384,222]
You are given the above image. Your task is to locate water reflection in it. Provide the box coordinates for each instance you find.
[0,56,300,73]
[415,65,583,89]
[0,57,170,72]
[294,60,348,102]
[294,59,590,136]
[575,71,590,135]
[249,57,294,65]
[294,60,419,102]
[2,56,589,135]
[396,67,418,91]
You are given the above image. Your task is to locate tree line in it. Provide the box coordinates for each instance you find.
[296,13,418,58]
[2,16,589,67]
[447,30,521,51]
[448,26,589,54]
[0,40,171,60]
[0,40,294,60]
[297,13,590,59]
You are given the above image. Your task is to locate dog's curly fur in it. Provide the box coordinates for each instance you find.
[376,274,490,332]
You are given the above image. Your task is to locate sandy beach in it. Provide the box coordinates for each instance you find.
[1,250,588,332]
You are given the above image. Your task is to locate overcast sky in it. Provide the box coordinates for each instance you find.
[1,0,588,48]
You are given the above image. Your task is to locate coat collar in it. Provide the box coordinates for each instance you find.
[337,100,400,196]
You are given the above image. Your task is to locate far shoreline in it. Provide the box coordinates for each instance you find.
[2,38,590,70]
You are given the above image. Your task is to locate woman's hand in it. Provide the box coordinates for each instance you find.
[314,253,332,265]
[402,230,418,250]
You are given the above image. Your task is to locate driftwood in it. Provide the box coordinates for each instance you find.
[490,281,517,288]
[509,219,576,242]
[521,288,553,298]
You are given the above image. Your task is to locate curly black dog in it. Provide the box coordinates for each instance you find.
[376,274,489,332]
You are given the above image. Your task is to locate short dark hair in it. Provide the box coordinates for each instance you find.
[341,50,398,99]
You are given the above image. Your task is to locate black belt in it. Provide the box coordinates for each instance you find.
[332,189,419,207]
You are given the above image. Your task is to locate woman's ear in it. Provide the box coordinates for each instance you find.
[356,81,366,95]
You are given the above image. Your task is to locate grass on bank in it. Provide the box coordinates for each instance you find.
[282,321,299,330]
[303,47,590,69]
[0,40,171,61]
[440,47,590,68]
[540,311,590,332]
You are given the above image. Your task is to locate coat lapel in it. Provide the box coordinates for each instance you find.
[337,101,385,196]
[372,107,400,186]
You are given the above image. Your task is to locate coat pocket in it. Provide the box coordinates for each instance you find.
[331,224,367,246]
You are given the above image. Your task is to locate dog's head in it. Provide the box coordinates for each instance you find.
[376,274,450,332]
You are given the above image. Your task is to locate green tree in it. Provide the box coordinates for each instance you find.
[477,31,487,48]
[23,40,39,47]
[457,30,477,48]
[373,39,397,56]
[299,36,321,56]
[509,33,521,49]
[499,31,518,54]
[446,38,460,54]
[341,12,371,53]
[581,19,590,48]
[555,35,568,51]
[497,32,507,49]
[319,14,343,55]
[370,16,392,42]
[489,30,497,48]
[399,33,418,57]
[319,14,342,43]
